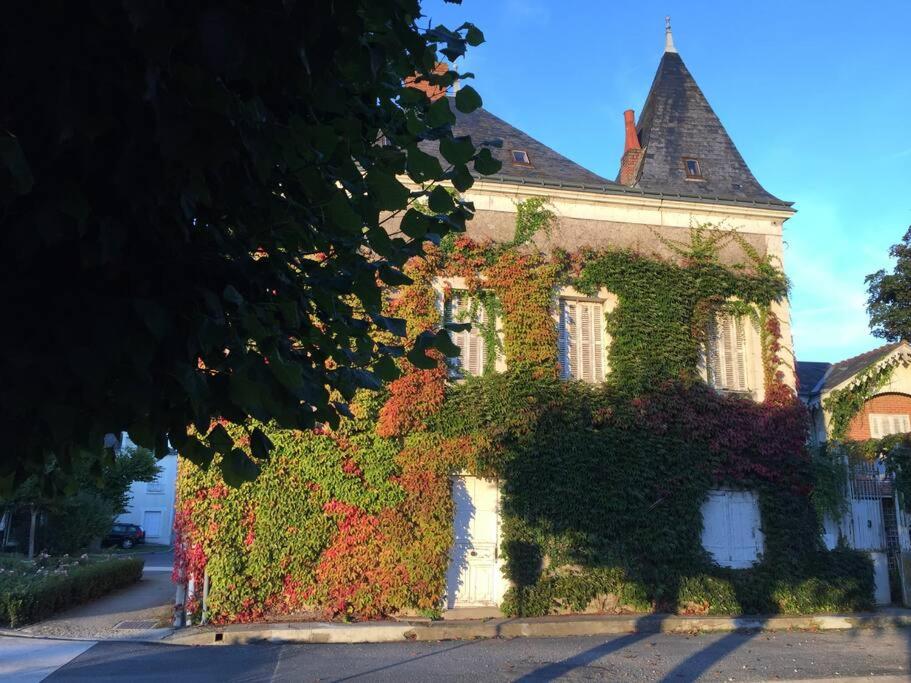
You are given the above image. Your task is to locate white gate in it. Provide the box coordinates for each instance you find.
[446,476,504,608]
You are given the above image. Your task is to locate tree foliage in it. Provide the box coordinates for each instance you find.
[867,226,911,342]
[0,1,498,488]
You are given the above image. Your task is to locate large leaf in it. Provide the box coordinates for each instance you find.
[428,186,455,213]
[455,85,482,114]
[439,136,475,165]
[221,448,261,488]
[367,168,409,210]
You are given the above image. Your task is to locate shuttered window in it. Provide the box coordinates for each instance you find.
[559,299,605,383]
[706,313,749,392]
[445,292,486,377]
[700,489,764,569]
[869,413,911,439]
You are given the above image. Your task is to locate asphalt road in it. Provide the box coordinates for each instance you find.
[32,628,911,682]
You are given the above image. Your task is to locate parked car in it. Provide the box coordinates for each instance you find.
[105,523,145,549]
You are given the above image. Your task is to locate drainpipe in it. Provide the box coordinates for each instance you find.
[185,575,196,626]
[174,582,187,627]
[200,569,210,625]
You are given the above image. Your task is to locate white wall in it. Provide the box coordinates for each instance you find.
[117,452,178,545]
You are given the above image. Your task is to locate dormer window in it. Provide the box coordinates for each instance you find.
[511,150,532,165]
[683,157,702,179]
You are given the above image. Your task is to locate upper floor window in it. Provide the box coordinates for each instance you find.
[147,477,163,494]
[559,299,605,383]
[705,313,750,393]
[445,292,487,377]
[683,157,702,179]
[869,413,911,439]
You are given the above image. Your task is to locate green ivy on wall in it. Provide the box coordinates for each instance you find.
[175,200,873,623]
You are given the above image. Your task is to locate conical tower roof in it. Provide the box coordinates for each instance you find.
[630,22,789,207]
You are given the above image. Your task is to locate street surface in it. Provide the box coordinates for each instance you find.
[1,628,909,682]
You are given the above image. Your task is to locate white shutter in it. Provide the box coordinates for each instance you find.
[706,317,722,387]
[733,317,748,390]
[559,299,604,383]
[579,303,593,382]
[869,414,882,439]
[592,303,604,382]
[559,300,577,380]
[721,315,735,388]
[447,292,486,377]
[701,489,763,568]
[708,313,749,392]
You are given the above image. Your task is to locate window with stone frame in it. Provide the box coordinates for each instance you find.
[705,312,750,393]
[444,291,487,377]
[558,298,605,383]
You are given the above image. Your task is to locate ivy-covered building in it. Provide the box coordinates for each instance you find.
[174,25,873,623]
[798,342,911,604]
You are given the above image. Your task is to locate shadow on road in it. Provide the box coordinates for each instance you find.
[514,615,764,682]
[514,631,653,681]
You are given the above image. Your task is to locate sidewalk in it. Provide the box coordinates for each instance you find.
[7,551,175,641]
[162,608,911,646]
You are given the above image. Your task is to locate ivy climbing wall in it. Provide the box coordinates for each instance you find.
[175,199,873,623]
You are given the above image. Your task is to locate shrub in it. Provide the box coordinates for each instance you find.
[0,557,144,627]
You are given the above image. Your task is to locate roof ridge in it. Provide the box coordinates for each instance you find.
[830,341,903,369]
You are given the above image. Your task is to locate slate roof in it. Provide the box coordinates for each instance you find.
[798,342,906,400]
[419,100,616,189]
[796,361,831,399]
[629,51,791,209]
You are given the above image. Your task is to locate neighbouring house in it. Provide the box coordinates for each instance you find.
[115,433,178,545]
[798,342,911,604]
[174,24,873,624]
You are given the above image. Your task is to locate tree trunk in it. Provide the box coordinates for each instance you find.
[27,505,38,560]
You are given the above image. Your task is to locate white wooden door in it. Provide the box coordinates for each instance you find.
[446,477,502,608]
[143,510,163,539]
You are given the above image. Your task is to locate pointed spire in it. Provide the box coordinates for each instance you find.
[664,16,677,53]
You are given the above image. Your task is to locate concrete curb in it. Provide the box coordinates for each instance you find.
[161,610,911,646]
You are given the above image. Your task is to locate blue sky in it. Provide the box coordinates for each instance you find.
[424,0,911,363]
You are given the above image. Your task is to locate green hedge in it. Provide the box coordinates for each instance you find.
[0,557,144,627]
[502,549,874,617]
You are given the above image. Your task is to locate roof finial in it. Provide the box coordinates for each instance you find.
[665,16,677,53]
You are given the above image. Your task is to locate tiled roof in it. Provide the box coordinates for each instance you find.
[419,100,615,189]
[798,342,908,401]
[629,51,791,209]
[814,342,904,395]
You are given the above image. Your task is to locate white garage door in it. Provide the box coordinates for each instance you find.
[143,510,163,539]
[701,489,764,568]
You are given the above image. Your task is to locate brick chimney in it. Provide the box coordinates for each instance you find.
[618,109,644,186]
[404,63,449,101]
